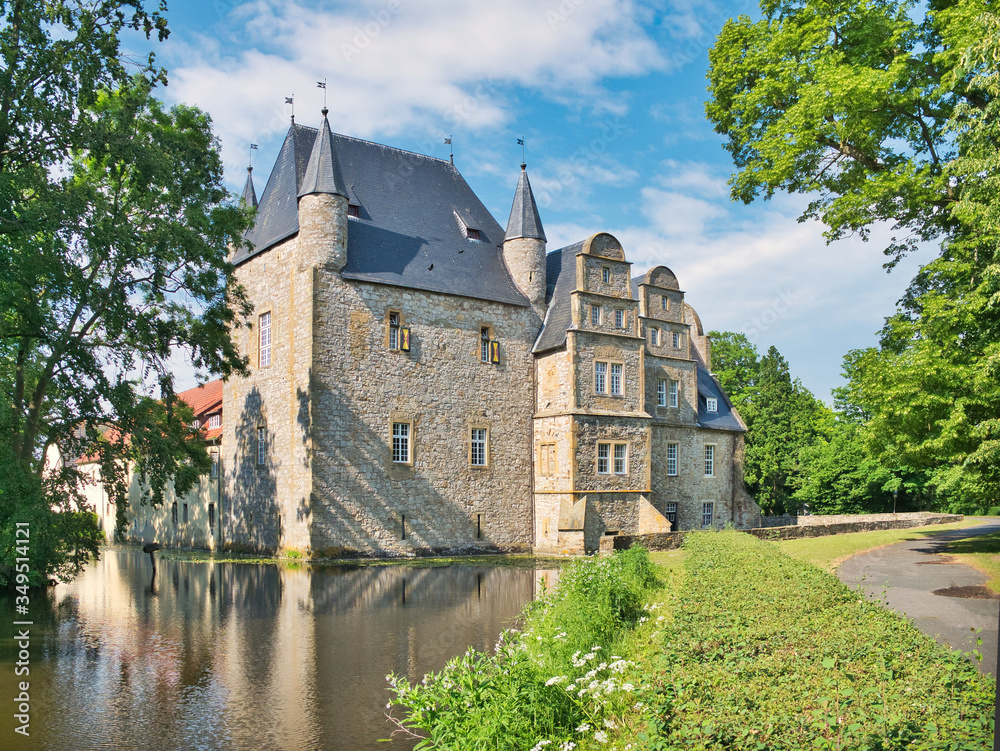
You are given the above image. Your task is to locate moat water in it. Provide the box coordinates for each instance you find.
[0,549,555,750]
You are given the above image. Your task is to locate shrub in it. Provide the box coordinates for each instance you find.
[386,546,663,749]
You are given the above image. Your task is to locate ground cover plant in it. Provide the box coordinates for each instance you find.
[385,546,665,749]
[638,531,995,750]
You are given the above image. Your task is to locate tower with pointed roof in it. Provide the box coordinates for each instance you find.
[298,108,349,271]
[503,164,547,317]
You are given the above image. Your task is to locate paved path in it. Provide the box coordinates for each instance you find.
[837,519,1000,676]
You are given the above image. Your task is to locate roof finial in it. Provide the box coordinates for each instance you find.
[285,96,294,123]
[317,78,327,110]
[444,135,453,164]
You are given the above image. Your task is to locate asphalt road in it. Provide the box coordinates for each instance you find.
[837,519,1000,676]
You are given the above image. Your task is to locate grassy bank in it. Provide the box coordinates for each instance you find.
[775,518,982,571]
[637,532,994,750]
[944,532,1000,591]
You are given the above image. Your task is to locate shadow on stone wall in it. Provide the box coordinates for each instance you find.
[227,386,280,554]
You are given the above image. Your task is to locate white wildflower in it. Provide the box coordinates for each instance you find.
[545,675,567,686]
[604,718,617,729]
[530,741,553,751]
[594,730,609,743]
[576,723,590,732]
[560,743,576,751]
[622,683,635,691]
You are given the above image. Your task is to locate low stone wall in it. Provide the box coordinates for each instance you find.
[603,512,963,552]
[793,511,945,527]
[747,514,962,541]
[759,514,797,528]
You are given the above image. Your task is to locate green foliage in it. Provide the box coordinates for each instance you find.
[709,332,832,514]
[791,420,896,514]
[639,532,995,749]
[386,547,664,749]
[0,1,253,585]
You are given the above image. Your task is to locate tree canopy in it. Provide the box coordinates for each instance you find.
[0,1,251,586]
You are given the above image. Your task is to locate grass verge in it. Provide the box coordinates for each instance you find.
[944,532,1000,592]
[634,531,994,750]
[774,519,983,571]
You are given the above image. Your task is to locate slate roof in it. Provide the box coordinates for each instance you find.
[240,167,257,208]
[691,348,745,432]
[298,112,348,198]
[533,241,584,353]
[504,164,546,242]
[235,122,528,307]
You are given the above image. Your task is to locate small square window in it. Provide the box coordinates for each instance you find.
[704,444,715,477]
[348,204,361,218]
[615,309,624,328]
[669,380,679,408]
[392,422,411,464]
[591,305,601,326]
[467,228,481,241]
[259,311,272,368]
[666,443,678,476]
[602,267,611,284]
[706,397,718,413]
[657,379,667,407]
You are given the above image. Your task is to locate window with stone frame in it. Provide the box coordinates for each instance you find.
[470,427,488,467]
[594,361,607,393]
[539,443,557,477]
[590,304,601,326]
[392,421,411,464]
[480,326,491,363]
[650,327,659,346]
[171,502,178,524]
[657,378,667,407]
[669,379,679,408]
[388,311,401,351]
[665,502,677,526]
[259,311,272,368]
[597,442,628,475]
[704,444,715,477]
[702,501,714,527]
[615,309,624,328]
[609,363,623,395]
[210,450,219,478]
[602,266,611,284]
[672,331,682,348]
[666,443,678,476]
[661,295,669,311]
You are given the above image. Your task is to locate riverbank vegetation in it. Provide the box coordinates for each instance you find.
[388,535,995,749]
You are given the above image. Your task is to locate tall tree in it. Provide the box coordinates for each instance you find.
[0,2,251,586]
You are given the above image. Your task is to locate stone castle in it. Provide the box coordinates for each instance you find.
[90,111,761,555]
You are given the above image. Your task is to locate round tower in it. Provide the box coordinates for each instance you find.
[297,108,349,271]
[503,163,547,317]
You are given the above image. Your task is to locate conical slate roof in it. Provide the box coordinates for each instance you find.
[504,164,546,242]
[240,167,258,208]
[298,109,348,199]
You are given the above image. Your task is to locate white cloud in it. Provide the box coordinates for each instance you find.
[161,0,667,181]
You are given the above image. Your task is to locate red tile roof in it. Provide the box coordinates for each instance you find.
[177,380,223,417]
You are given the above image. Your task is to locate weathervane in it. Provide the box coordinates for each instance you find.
[285,95,294,123]
[517,137,525,164]
[317,78,327,110]
[444,135,453,163]
[249,142,258,171]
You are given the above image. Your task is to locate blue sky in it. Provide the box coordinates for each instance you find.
[147,0,934,401]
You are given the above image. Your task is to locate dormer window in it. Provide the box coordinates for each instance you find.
[706,398,718,413]
[192,419,201,429]
[348,204,361,218]
[466,227,481,242]
[207,414,221,429]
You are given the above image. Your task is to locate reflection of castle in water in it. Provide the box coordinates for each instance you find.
[22,551,544,751]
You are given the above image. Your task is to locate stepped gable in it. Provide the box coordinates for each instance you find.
[504,164,546,242]
[235,125,529,307]
[533,240,584,353]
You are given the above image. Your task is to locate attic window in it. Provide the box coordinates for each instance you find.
[207,414,221,429]
[706,397,718,413]
[348,204,361,218]
[466,227,481,242]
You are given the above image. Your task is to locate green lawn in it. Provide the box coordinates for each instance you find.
[774,518,984,571]
[945,531,1000,591]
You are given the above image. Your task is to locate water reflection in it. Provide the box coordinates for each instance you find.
[0,550,552,750]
